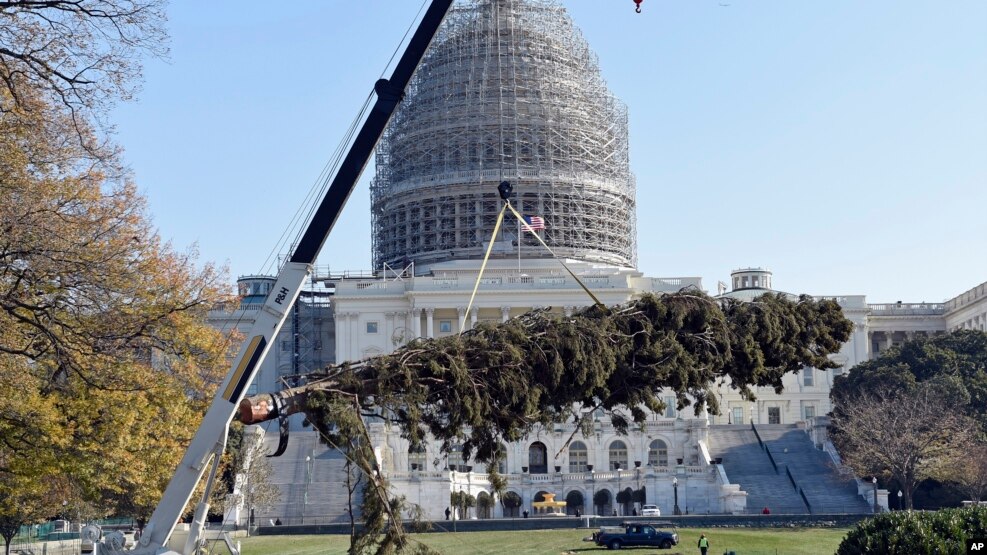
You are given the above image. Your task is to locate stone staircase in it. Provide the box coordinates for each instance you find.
[707,425,807,514]
[259,431,363,524]
[755,425,870,514]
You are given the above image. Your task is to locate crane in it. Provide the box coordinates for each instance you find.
[97,1,643,553]
[93,2,455,553]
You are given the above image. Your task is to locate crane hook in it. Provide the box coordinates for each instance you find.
[634,0,643,13]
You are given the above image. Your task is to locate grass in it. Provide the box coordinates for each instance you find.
[235,527,849,555]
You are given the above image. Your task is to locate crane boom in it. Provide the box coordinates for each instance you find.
[113,2,455,553]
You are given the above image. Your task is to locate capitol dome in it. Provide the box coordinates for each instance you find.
[371,0,637,270]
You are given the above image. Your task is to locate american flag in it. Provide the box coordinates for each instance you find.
[523,215,546,231]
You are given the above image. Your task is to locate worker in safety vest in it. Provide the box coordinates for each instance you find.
[698,533,710,555]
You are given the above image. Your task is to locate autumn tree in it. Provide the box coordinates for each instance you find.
[235,429,280,532]
[830,380,977,510]
[950,442,987,503]
[0,91,233,522]
[0,0,167,144]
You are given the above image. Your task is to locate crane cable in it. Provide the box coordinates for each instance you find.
[461,199,604,336]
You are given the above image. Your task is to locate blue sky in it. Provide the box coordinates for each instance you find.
[112,1,986,303]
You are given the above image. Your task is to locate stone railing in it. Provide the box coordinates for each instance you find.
[946,281,987,311]
[868,302,946,315]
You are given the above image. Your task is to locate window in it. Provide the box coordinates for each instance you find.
[408,444,426,471]
[569,441,588,473]
[447,444,464,471]
[732,407,744,425]
[439,320,452,333]
[804,405,816,420]
[366,321,379,334]
[609,440,628,471]
[768,407,781,424]
[664,396,676,418]
[528,442,548,474]
[648,439,668,467]
[802,368,814,387]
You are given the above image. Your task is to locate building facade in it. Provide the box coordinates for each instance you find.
[206,0,987,522]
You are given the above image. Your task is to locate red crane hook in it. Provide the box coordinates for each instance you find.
[633,0,643,13]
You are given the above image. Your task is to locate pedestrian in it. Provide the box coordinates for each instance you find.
[697,533,710,555]
[761,506,771,515]
[445,507,451,520]
[522,509,529,518]
[575,508,581,518]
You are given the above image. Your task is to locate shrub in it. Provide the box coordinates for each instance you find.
[837,506,987,554]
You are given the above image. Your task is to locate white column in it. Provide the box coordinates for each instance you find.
[395,311,408,346]
[470,307,478,329]
[348,312,358,361]
[501,305,511,323]
[335,311,348,364]
[385,312,395,350]
[426,308,435,338]
[564,305,574,317]
[884,332,894,351]
[412,308,422,339]
[457,306,467,333]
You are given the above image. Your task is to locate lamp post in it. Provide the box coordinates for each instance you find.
[615,463,622,515]
[897,490,903,511]
[673,476,681,515]
[872,477,878,514]
[588,465,595,515]
[635,461,642,513]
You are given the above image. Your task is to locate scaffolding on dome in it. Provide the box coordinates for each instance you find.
[371,0,637,271]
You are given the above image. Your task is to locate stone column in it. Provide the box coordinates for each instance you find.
[335,311,348,364]
[426,308,435,338]
[457,306,466,333]
[385,312,395,350]
[470,307,478,329]
[348,312,358,361]
[412,308,422,339]
[501,305,511,323]
[884,332,894,352]
[395,311,408,346]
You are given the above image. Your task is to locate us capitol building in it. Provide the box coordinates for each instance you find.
[210,0,987,523]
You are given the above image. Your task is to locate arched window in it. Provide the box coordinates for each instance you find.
[501,491,522,518]
[568,441,588,473]
[609,440,628,471]
[447,444,464,471]
[476,492,494,519]
[565,490,585,515]
[648,439,668,467]
[408,443,426,471]
[528,441,548,474]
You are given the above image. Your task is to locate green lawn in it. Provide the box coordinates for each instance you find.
[237,527,848,555]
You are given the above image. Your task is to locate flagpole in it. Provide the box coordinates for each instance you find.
[517,208,521,273]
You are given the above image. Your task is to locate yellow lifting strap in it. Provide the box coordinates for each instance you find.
[505,202,605,309]
[462,203,508,334]
[461,201,604,335]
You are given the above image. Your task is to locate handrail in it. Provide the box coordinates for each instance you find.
[751,422,764,449]
[764,447,779,473]
[785,466,812,514]
[752,423,778,472]
[798,487,812,514]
